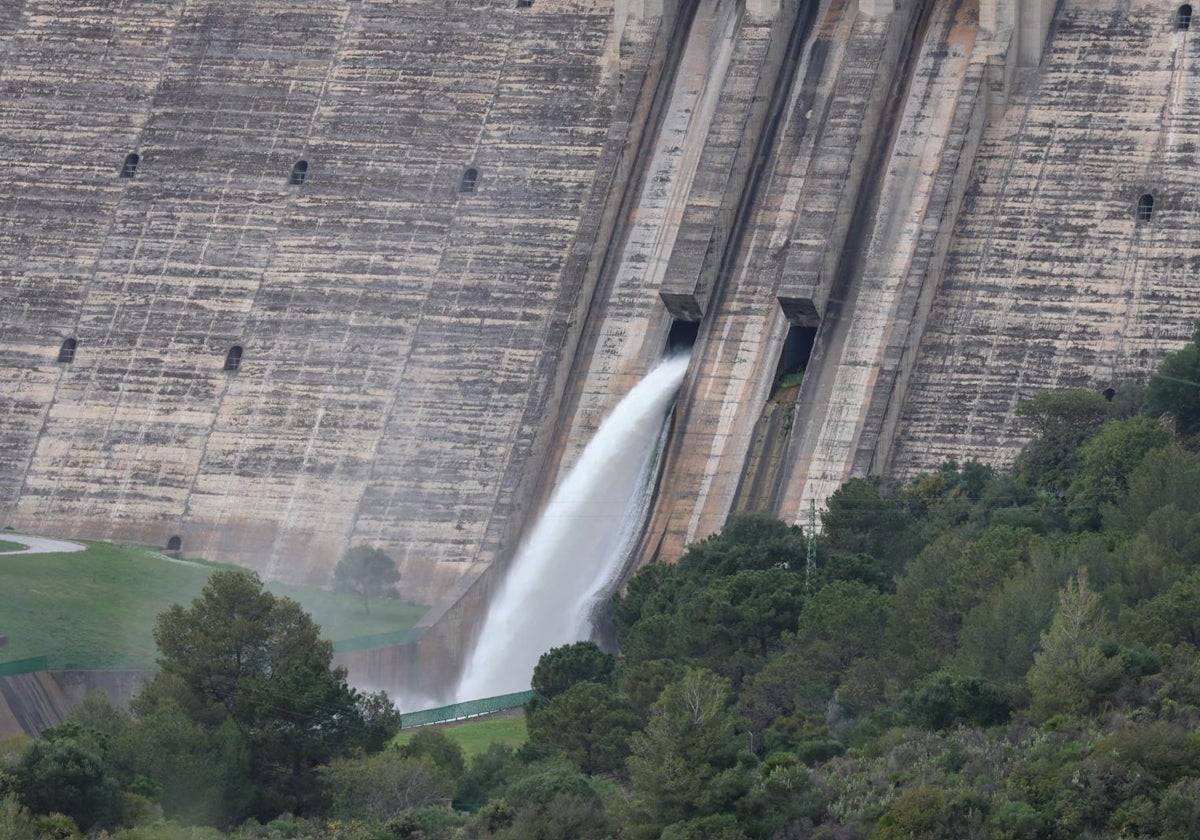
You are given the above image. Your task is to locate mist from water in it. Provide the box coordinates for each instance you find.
[455,354,690,700]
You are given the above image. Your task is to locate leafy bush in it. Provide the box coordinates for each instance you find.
[1145,325,1200,434]
[986,800,1046,840]
[108,821,225,840]
[906,670,1012,731]
[872,786,954,839]
[530,641,614,701]
[384,806,465,839]
[0,793,35,840]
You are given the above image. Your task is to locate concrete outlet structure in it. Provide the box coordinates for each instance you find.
[1,0,1198,699]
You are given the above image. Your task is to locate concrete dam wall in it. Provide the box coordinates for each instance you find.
[0,0,670,608]
[2,0,1198,698]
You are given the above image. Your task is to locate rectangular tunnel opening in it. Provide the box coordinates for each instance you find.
[666,319,700,356]
[773,324,817,391]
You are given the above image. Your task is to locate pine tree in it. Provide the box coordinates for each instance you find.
[1027,571,1121,721]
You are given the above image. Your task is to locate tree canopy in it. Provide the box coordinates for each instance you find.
[135,569,399,821]
[331,545,401,614]
[1146,323,1200,433]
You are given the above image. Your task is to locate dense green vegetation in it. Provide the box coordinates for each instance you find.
[0,543,425,665]
[1,571,402,836]
[5,327,1200,838]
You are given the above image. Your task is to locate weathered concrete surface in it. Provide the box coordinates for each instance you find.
[0,0,659,613]
[547,0,810,570]
[0,670,150,737]
[0,672,70,737]
[891,0,1200,477]
[3,0,1200,701]
[51,669,150,714]
[778,0,983,518]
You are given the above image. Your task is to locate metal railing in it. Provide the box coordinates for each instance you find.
[331,626,424,653]
[0,656,48,677]
[0,627,425,677]
[401,690,533,729]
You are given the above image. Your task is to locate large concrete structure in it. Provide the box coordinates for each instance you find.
[2,0,1198,697]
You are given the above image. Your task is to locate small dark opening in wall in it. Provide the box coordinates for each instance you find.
[666,319,700,355]
[57,337,77,363]
[1137,193,1155,222]
[120,153,140,178]
[1103,387,1115,402]
[224,345,243,372]
[516,0,533,6]
[290,159,308,186]
[166,535,182,552]
[1178,4,1193,30]
[460,167,480,194]
[775,325,817,388]
[780,326,817,373]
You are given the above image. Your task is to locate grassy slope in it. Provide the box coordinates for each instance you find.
[0,539,27,552]
[0,541,425,666]
[394,715,528,759]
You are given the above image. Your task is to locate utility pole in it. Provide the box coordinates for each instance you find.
[806,498,816,592]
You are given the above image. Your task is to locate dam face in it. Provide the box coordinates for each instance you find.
[0,0,663,610]
[890,0,1200,478]
[2,0,1198,696]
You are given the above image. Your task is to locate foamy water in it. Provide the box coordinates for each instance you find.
[455,355,689,699]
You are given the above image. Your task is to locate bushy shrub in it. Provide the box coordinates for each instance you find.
[385,805,466,839]
[986,800,1047,840]
[106,820,225,840]
[906,670,1012,731]
[872,786,954,839]
[0,793,35,840]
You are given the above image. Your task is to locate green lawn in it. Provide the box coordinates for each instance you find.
[0,540,425,668]
[394,714,527,759]
[267,580,426,647]
[0,539,27,553]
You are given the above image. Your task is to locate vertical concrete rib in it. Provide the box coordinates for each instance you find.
[778,0,980,519]
[623,0,830,564]
[546,0,745,490]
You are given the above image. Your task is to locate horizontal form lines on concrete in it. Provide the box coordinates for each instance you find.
[0,0,632,605]
[892,0,1200,478]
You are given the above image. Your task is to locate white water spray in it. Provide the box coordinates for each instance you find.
[456,354,690,699]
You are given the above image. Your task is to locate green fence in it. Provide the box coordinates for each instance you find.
[401,690,534,729]
[0,629,422,678]
[0,654,152,677]
[331,626,424,654]
[0,656,48,677]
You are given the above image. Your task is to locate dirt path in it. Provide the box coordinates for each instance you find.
[0,534,88,556]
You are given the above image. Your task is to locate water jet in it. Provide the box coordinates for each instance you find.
[455,354,689,699]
